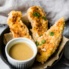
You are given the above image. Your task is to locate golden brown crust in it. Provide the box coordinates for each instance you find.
[36,18,65,63]
[27,6,48,41]
[7,9,65,64]
[7,11,31,39]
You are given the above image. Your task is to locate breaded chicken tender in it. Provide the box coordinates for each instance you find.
[7,11,31,39]
[27,6,48,41]
[36,18,65,63]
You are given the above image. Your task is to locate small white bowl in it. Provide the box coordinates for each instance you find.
[5,38,37,69]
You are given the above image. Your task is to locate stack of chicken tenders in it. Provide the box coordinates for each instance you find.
[7,6,65,64]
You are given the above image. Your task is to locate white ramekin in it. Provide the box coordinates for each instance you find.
[5,38,37,69]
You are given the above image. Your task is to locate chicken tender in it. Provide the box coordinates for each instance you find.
[7,11,31,39]
[36,18,65,63]
[27,6,48,41]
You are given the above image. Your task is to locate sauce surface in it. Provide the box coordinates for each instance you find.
[9,42,33,60]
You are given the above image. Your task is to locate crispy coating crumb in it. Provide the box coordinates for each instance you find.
[36,17,65,63]
[7,11,31,39]
[27,6,48,41]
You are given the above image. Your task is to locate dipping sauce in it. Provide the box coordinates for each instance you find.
[9,42,33,60]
